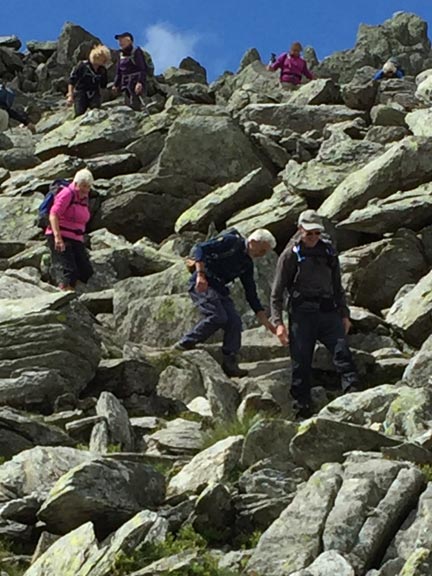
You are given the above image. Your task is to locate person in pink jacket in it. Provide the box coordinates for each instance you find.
[45,168,94,291]
[267,42,314,87]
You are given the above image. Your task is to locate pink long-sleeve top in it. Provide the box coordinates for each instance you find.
[45,183,90,242]
[270,52,313,85]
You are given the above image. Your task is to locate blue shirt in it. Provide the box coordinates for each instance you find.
[191,232,264,313]
[373,69,405,80]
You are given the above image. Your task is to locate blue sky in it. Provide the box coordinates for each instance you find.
[2,0,432,79]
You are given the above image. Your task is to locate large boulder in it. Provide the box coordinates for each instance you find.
[154,106,269,195]
[168,436,244,496]
[0,194,43,242]
[247,454,425,576]
[283,132,382,202]
[35,107,143,160]
[0,446,95,506]
[320,136,432,222]
[289,418,399,471]
[0,293,101,409]
[38,458,165,536]
[239,103,367,135]
[337,183,432,234]
[174,168,273,233]
[227,182,307,245]
[340,229,427,312]
[0,407,73,459]
[403,334,432,388]
[386,270,432,347]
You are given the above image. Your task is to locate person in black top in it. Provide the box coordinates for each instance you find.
[67,44,111,117]
[174,229,277,378]
[271,210,359,418]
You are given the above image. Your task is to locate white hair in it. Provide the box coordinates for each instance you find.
[73,168,94,187]
[383,61,397,74]
[247,228,277,249]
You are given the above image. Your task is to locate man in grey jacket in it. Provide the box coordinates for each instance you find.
[271,210,359,418]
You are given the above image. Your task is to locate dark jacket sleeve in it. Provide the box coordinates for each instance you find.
[239,263,264,313]
[100,67,108,89]
[114,56,122,88]
[331,255,350,318]
[7,107,29,125]
[270,247,297,326]
[69,62,85,86]
[193,234,240,262]
[134,48,147,85]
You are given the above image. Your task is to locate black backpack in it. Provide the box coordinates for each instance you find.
[185,228,244,273]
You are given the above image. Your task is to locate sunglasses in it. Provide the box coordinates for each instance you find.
[305,230,321,237]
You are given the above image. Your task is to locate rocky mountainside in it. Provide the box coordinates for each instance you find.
[0,10,432,576]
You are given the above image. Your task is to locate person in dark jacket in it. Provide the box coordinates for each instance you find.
[0,84,35,131]
[112,32,147,111]
[174,229,277,378]
[271,210,359,418]
[67,44,111,116]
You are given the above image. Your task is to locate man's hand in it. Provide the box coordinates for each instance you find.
[256,310,277,334]
[135,82,143,95]
[342,317,352,335]
[276,324,289,346]
[195,272,208,293]
[66,95,74,106]
[112,86,120,94]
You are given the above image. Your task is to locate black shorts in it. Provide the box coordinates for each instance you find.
[47,235,93,287]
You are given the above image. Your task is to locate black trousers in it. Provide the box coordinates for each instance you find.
[48,236,93,287]
[123,90,142,111]
[74,91,102,117]
[289,304,358,405]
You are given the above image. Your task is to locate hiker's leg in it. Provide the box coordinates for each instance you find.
[220,294,242,356]
[72,240,94,284]
[74,92,89,116]
[318,311,359,392]
[289,307,319,406]
[179,287,228,348]
[48,237,79,288]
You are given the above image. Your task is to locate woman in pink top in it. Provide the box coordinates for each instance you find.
[267,42,314,87]
[46,168,94,291]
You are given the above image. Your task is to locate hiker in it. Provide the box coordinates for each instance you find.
[271,210,359,418]
[174,229,277,377]
[267,42,314,88]
[45,169,94,291]
[112,32,147,111]
[374,58,405,80]
[67,44,111,116]
[0,83,35,132]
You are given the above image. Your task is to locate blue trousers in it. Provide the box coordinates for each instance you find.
[181,287,242,355]
[289,306,358,405]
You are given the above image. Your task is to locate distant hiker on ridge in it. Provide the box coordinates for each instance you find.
[267,42,314,88]
[67,44,111,116]
[112,32,147,111]
[373,57,405,80]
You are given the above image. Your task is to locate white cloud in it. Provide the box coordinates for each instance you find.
[143,23,200,73]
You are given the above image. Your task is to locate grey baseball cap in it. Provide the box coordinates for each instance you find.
[298,209,325,231]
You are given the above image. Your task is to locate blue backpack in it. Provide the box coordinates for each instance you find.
[36,179,72,229]
[0,84,15,109]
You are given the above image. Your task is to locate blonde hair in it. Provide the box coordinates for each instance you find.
[383,61,397,74]
[89,44,111,65]
[73,168,94,187]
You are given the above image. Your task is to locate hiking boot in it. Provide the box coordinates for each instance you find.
[172,340,196,352]
[222,354,249,378]
[342,379,363,395]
